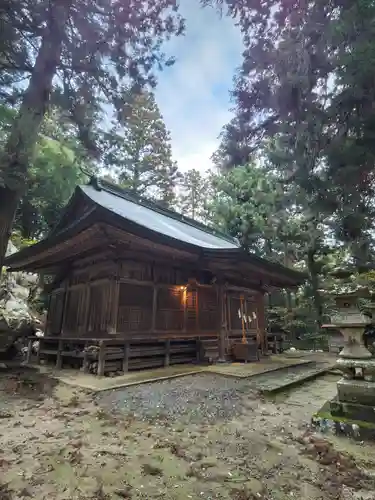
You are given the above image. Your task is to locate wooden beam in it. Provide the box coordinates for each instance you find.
[82,283,91,335]
[36,338,42,364]
[122,341,129,372]
[111,279,120,334]
[97,340,105,376]
[82,341,90,373]
[7,225,103,271]
[73,249,114,269]
[211,258,301,288]
[225,283,262,294]
[151,285,158,331]
[26,339,33,364]
[256,293,267,355]
[218,285,227,362]
[56,339,63,369]
[164,339,171,367]
[45,292,52,337]
[106,225,197,261]
[226,293,232,336]
[60,280,71,337]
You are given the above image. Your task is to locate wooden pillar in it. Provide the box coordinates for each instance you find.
[256,292,267,355]
[226,289,232,336]
[183,286,187,334]
[26,338,33,364]
[82,283,91,335]
[36,338,42,365]
[164,339,171,367]
[61,284,70,337]
[122,341,129,372]
[151,285,157,331]
[97,340,106,376]
[218,285,227,362]
[82,341,90,373]
[110,279,120,334]
[45,293,52,337]
[56,339,63,369]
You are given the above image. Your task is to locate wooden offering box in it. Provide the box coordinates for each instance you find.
[232,342,259,362]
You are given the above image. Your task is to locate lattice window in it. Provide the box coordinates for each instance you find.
[198,287,218,331]
[156,287,184,331]
[117,283,153,332]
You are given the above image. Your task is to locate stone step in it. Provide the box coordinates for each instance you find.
[248,362,328,394]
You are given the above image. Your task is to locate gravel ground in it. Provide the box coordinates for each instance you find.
[1,369,375,500]
[97,373,254,423]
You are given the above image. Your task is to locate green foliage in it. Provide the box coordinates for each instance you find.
[0,0,185,268]
[10,232,38,249]
[205,0,375,335]
[102,90,180,207]
[211,0,375,268]
[21,135,85,236]
[208,160,346,332]
[210,164,286,256]
[177,169,211,221]
[0,104,85,238]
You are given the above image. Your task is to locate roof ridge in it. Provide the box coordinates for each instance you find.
[88,176,239,246]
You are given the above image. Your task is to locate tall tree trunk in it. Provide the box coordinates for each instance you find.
[0,186,19,264]
[20,198,35,240]
[191,187,197,219]
[351,239,370,271]
[306,247,323,330]
[0,1,71,274]
[132,164,140,194]
[265,239,273,257]
[283,240,293,311]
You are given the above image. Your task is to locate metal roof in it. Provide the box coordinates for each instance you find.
[4,178,306,286]
[81,183,240,250]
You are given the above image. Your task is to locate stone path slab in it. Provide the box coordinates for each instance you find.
[205,356,312,378]
[248,362,330,394]
[28,354,335,393]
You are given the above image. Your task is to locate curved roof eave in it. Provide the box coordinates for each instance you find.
[4,207,97,268]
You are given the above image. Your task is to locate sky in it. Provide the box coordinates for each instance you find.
[154,0,243,173]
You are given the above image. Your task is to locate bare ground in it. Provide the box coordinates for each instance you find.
[0,368,374,500]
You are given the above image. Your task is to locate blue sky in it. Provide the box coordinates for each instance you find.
[154,0,243,172]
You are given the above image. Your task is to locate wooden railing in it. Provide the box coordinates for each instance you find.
[26,335,219,376]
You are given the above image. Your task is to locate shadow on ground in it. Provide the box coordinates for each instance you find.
[0,365,58,401]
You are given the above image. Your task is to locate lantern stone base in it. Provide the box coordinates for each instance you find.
[312,400,375,441]
[330,396,375,423]
[334,358,375,381]
[336,378,375,406]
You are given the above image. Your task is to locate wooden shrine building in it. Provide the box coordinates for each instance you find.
[5,177,305,375]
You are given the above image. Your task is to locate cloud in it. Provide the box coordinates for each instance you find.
[155,0,243,172]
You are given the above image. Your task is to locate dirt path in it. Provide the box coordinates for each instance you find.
[0,369,374,500]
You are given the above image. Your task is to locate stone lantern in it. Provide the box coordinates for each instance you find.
[328,291,373,359]
[316,289,375,439]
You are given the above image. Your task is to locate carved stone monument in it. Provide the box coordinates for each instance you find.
[314,291,375,439]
